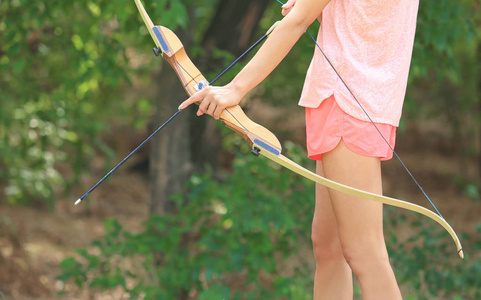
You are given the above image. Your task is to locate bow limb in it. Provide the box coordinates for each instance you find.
[134,0,159,49]
[255,144,464,258]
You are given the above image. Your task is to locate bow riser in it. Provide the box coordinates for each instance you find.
[144,19,283,153]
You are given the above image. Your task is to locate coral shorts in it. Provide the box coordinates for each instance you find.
[306,95,396,161]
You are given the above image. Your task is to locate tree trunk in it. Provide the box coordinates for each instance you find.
[203,0,273,56]
[148,70,193,215]
[149,27,195,215]
[478,42,481,180]
[149,0,273,215]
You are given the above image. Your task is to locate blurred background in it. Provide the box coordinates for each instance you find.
[0,0,480,299]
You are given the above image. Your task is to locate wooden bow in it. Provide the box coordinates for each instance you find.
[134,0,463,259]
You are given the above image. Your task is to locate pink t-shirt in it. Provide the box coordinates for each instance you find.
[299,0,420,126]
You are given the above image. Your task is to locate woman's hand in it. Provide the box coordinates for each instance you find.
[179,83,243,120]
[281,0,296,16]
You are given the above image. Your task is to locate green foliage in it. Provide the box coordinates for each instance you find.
[454,177,480,202]
[412,0,477,80]
[385,208,481,299]
[0,0,193,206]
[404,0,479,124]
[58,142,315,299]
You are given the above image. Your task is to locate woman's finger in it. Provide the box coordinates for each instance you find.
[179,93,200,110]
[213,105,225,120]
[206,100,217,116]
[179,86,211,110]
[198,97,211,116]
[281,0,296,16]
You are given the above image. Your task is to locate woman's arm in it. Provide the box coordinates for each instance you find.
[180,0,330,119]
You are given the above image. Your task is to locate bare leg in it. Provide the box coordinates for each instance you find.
[312,162,353,299]
[319,140,401,300]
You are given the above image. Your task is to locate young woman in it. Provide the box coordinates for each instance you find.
[180,0,419,298]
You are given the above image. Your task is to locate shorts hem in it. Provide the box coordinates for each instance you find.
[307,138,395,162]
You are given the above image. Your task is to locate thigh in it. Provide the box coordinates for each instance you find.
[321,140,385,250]
[312,161,343,248]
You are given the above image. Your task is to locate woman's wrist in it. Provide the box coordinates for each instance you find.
[226,81,248,106]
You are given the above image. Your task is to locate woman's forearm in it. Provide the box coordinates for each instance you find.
[231,0,329,99]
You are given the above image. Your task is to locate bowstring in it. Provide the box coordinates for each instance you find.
[275,0,444,219]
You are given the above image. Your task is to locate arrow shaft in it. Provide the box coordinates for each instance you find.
[75,110,183,205]
[75,14,278,205]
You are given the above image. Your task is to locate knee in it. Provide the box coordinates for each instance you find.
[311,225,344,263]
[341,241,390,275]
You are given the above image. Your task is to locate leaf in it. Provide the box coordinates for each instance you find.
[59,257,80,270]
[199,285,230,300]
[12,58,26,74]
